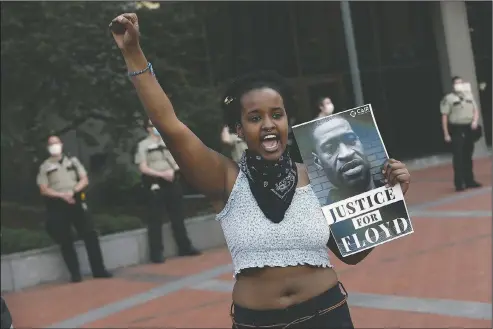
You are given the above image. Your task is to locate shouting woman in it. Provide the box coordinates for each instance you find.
[109,13,411,329]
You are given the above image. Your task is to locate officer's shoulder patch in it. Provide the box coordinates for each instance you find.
[45,162,59,172]
[41,158,54,168]
[444,93,457,102]
[137,137,149,146]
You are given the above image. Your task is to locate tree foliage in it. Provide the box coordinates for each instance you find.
[1,1,224,202]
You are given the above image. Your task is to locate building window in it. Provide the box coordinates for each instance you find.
[293,1,349,76]
[466,2,492,61]
[226,2,299,78]
[466,1,492,146]
[351,1,444,158]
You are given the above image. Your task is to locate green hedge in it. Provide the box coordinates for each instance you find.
[93,214,144,236]
[1,228,54,255]
[0,193,214,255]
[1,213,144,255]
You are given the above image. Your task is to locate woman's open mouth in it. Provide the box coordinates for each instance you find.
[261,134,280,153]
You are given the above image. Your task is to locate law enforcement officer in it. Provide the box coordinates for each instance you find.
[220,125,248,163]
[317,96,335,118]
[0,231,11,329]
[135,120,200,263]
[1,296,13,329]
[287,117,303,163]
[440,76,482,192]
[0,231,12,329]
[36,136,112,282]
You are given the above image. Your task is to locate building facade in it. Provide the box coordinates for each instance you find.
[64,1,491,177]
[205,1,491,159]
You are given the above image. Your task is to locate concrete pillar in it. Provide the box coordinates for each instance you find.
[432,1,488,153]
[340,1,364,106]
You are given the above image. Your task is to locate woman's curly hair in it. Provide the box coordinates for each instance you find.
[221,70,296,131]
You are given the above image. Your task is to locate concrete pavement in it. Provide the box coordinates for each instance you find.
[3,158,492,328]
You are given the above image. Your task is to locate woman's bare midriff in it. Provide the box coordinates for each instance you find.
[232,265,339,310]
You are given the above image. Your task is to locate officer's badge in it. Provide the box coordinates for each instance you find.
[46,163,59,173]
[80,192,86,201]
[147,143,159,150]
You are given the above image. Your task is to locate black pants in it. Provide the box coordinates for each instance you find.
[146,176,192,260]
[449,124,476,188]
[45,199,107,278]
[1,297,12,329]
[231,282,354,329]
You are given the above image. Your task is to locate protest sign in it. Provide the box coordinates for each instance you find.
[292,104,413,257]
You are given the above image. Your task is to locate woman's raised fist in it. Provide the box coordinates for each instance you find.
[109,13,140,52]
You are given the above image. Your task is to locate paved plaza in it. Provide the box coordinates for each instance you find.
[3,158,492,328]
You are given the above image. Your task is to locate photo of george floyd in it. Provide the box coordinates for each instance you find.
[292,105,414,257]
[293,104,388,207]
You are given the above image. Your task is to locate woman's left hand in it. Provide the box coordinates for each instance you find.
[382,159,411,195]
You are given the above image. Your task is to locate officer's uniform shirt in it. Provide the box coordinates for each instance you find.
[36,156,87,193]
[229,134,248,163]
[440,92,476,125]
[135,136,179,172]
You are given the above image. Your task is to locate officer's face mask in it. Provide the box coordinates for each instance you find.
[453,82,470,93]
[48,143,62,156]
[152,127,161,136]
[324,104,335,114]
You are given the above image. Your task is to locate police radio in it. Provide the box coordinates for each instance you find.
[65,154,88,210]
